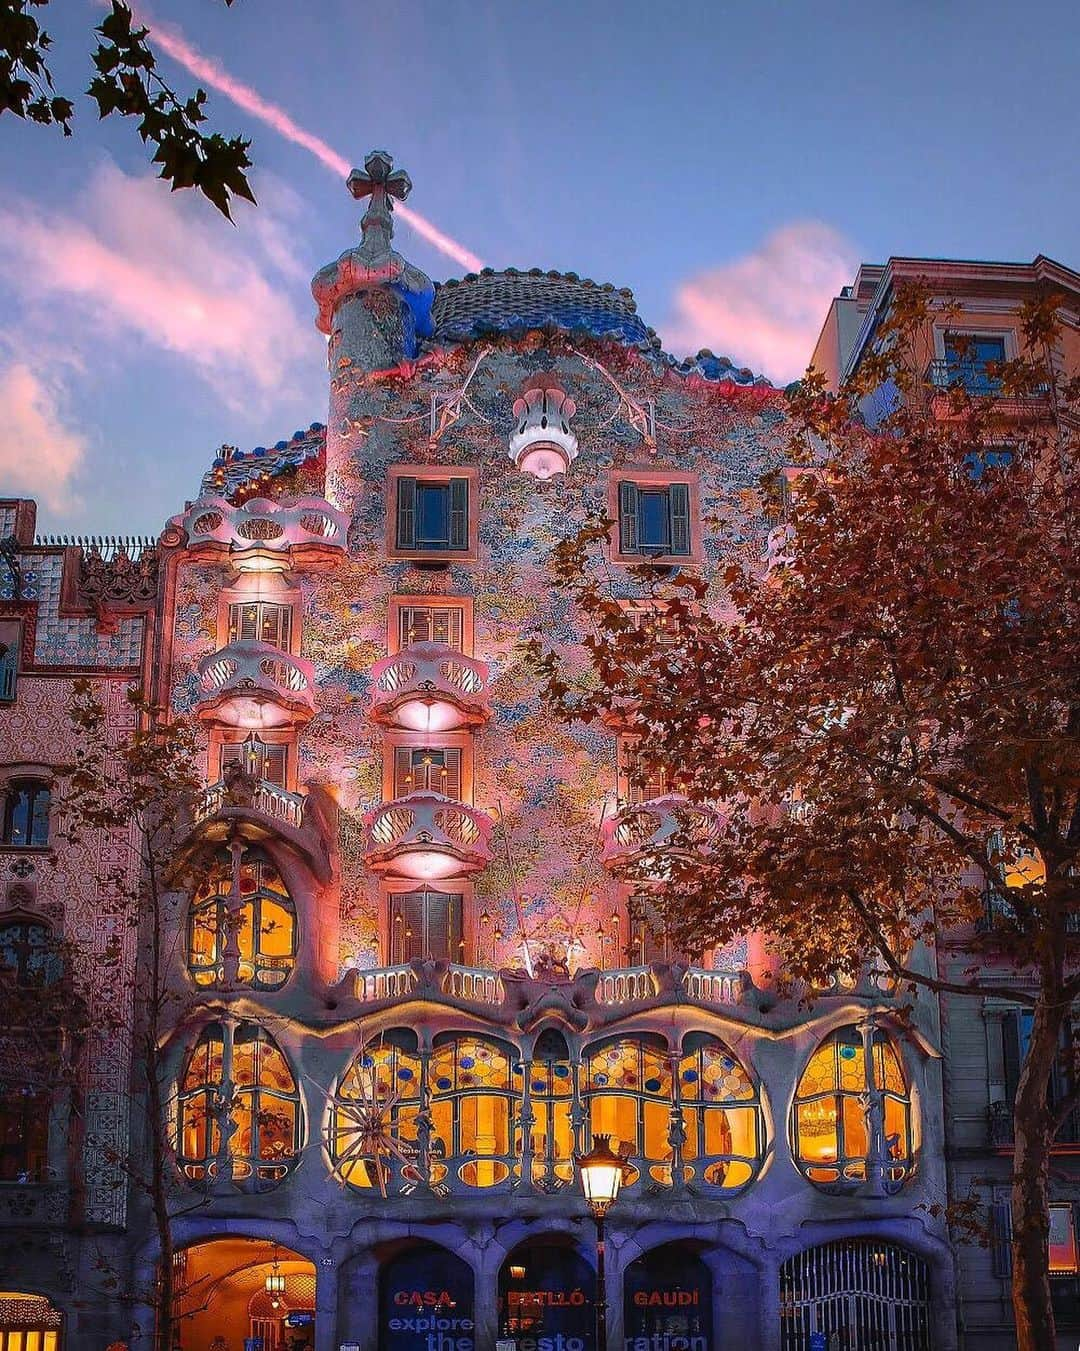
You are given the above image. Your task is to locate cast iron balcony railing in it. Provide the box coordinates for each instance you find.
[196,640,316,728]
[923,360,1052,414]
[600,794,722,873]
[369,641,491,732]
[364,791,494,881]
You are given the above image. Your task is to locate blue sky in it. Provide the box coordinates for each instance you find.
[1,0,1077,534]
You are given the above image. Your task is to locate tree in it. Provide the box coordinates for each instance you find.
[1,0,254,218]
[65,681,204,1351]
[531,287,1079,1350]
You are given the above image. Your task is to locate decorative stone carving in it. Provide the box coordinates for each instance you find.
[79,545,159,608]
[509,384,579,479]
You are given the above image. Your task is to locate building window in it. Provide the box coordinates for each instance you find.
[389,890,463,964]
[220,734,288,787]
[678,1033,762,1190]
[943,331,1008,394]
[792,1024,914,1191]
[187,850,297,990]
[1,780,51,848]
[0,1089,49,1183]
[616,479,692,558]
[583,1037,672,1183]
[1051,1204,1080,1275]
[393,746,463,800]
[0,921,61,986]
[626,893,693,965]
[0,621,19,702]
[332,1031,422,1190]
[1002,1009,1079,1144]
[429,1035,516,1188]
[620,740,670,804]
[522,1028,575,1187]
[396,600,467,651]
[227,600,293,649]
[394,474,471,554]
[177,1020,301,1188]
[0,1293,63,1350]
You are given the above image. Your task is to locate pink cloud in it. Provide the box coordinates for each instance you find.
[138,6,484,273]
[0,163,312,409]
[661,222,858,384]
[0,364,86,514]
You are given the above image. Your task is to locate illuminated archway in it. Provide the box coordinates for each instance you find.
[173,1237,315,1351]
[0,1292,64,1351]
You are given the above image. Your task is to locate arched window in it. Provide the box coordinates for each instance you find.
[430,1035,516,1188]
[0,1088,49,1182]
[792,1023,914,1191]
[332,1030,422,1190]
[1,780,51,848]
[521,1027,575,1186]
[677,1032,763,1190]
[0,1293,63,1350]
[187,849,296,990]
[584,1037,672,1184]
[177,1020,301,1189]
[0,921,61,986]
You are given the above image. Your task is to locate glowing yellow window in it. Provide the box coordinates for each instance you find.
[332,1034,422,1191]
[430,1036,516,1189]
[678,1034,763,1190]
[584,1038,673,1186]
[187,849,296,990]
[520,1030,576,1185]
[792,1024,914,1192]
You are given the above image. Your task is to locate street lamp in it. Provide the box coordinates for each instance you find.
[575,1133,626,1351]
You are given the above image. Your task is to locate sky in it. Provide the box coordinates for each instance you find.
[1,0,1078,535]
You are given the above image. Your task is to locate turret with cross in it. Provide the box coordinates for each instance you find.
[348,149,412,264]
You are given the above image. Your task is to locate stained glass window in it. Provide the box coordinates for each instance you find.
[430,1036,516,1188]
[332,1032,422,1190]
[177,1020,301,1188]
[792,1024,913,1191]
[583,1038,672,1183]
[677,1033,762,1190]
[187,850,296,990]
[0,922,61,986]
[521,1028,575,1185]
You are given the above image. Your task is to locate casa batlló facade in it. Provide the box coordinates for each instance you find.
[7,153,1075,1351]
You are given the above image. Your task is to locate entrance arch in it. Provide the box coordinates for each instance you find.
[623,1244,712,1351]
[498,1236,596,1350]
[779,1239,932,1350]
[377,1244,474,1351]
[174,1237,315,1350]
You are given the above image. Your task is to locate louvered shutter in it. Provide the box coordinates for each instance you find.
[396,476,417,550]
[618,481,639,554]
[440,749,462,800]
[262,744,287,786]
[1002,1010,1022,1122]
[991,1200,1013,1277]
[448,477,469,550]
[669,482,692,556]
[394,747,418,797]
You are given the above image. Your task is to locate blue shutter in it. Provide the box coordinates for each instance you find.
[669,482,692,556]
[396,476,417,550]
[618,481,639,554]
[991,1201,1013,1277]
[448,478,469,551]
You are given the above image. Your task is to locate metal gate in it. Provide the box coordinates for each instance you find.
[779,1239,932,1351]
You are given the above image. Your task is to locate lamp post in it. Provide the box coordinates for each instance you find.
[575,1133,625,1351]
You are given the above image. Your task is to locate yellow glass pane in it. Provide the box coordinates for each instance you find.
[231,1097,254,1157]
[257,1095,295,1160]
[643,1100,670,1161]
[45,1336,58,1351]
[26,1334,41,1351]
[798,1044,837,1095]
[237,902,255,963]
[796,1099,838,1163]
[459,1093,509,1155]
[884,1096,909,1157]
[256,1040,295,1092]
[714,1158,751,1188]
[876,1042,906,1095]
[430,1099,453,1157]
[590,1094,637,1157]
[842,1095,868,1159]
[188,907,219,966]
[837,1043,865,1092]
[701,1106,735,1157]
[9,1333,25,1351]
[260,898,295,957]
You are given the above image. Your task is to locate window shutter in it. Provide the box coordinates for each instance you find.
[448,478,469,551]
[991,1200,1013,1277]
[394,747,417,798]
[1002,1009,1022,1115]
[441,748,462,801]
[263,744,287,787]
[396,477,417,550]
[618,481,639,554]
[669,482,692,556]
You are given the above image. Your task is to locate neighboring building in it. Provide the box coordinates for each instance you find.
[817,257,1080,1349]
[0,499,158,1347]
[14,158,1078,1351]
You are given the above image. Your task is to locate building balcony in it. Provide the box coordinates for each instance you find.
[181,773,333,882]
[923,360,1053,420]
[166,495,350,569]
[599,794,721,872]
[196,640,316,729]
[369,641,491,732]
[364,792,494,881]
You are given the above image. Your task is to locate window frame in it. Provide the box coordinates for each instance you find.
[226,598,294,650]
[608,470,702,565]
[384,731,473,804]
[0,620,20,703]
[1,778,52,849]
[387,467,479,562]
[186,850,297,991]
[386,886,466,965]
[217,733,291,788]
[388,595,474,656]
[934,324,1016,396]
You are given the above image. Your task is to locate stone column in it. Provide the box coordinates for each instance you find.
[314,1254,340,1351]
[473,1242,502,1351]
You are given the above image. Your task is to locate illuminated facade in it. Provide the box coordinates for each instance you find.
[0,158,1005,1351]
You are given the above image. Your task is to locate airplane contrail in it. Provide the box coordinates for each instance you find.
[140,10,485,273]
